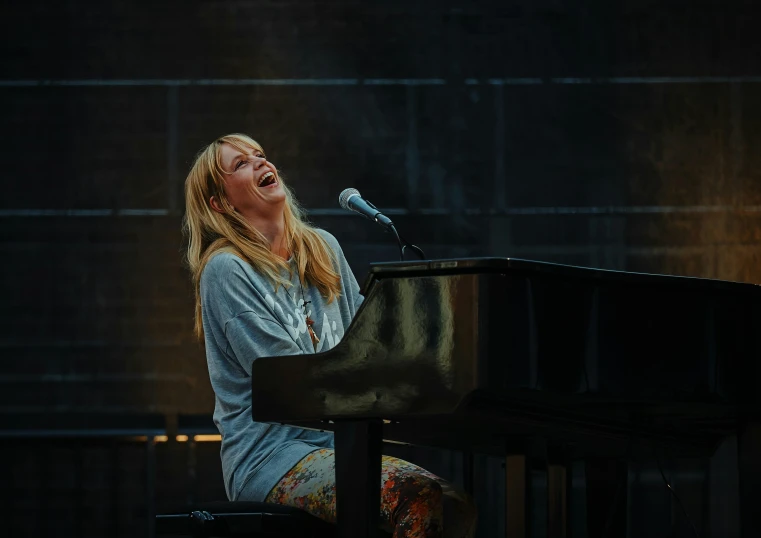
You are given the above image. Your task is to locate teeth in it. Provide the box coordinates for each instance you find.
[258,172,274,186]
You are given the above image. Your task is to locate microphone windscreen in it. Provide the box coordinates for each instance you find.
[338,188,361,210]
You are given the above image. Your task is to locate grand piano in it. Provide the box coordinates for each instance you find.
[250,258,761,538]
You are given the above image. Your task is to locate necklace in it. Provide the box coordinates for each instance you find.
[283,278,320,350]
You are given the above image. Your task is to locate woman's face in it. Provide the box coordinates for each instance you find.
[216,142,285,218]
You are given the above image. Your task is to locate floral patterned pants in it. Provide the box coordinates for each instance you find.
[265,448,477,538]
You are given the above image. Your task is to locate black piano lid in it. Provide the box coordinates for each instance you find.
[362,257,761,297]
[252,256,761,457]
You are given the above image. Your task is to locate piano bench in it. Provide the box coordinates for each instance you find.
[155,501,336,538]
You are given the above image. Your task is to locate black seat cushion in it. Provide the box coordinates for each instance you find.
[155,501,335,537]
[180,501,319,516]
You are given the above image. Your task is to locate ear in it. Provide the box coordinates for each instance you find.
[209,196,230,214]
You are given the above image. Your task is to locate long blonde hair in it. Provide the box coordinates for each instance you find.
[183,133,340,340]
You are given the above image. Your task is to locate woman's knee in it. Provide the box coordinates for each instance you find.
[390,476,477,538]
[382,474,444,534]
[385,473,444,510]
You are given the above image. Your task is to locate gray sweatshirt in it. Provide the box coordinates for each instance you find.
[199,229,364,501]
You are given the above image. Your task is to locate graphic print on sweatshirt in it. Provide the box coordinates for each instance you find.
[263,293,343,352]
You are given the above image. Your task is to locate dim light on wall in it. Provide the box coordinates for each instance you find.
[174,434,222,442]
[138,434,222,443]
[193,434,222,442]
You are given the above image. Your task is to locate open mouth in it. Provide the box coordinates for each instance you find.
[258,171,277,187]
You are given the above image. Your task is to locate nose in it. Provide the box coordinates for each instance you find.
[252,154,267,168]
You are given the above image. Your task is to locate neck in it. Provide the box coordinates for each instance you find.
[247,212,288,260]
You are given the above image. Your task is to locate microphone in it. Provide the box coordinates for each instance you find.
[338,188,394,231]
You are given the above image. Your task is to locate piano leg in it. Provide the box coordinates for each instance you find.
[738,420,761,538]
[505,452,529,538]
[584,458,628,538]
[547,446,571,538]
[334,419,383,538]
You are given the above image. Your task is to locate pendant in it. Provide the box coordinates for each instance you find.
[306,316,320,349]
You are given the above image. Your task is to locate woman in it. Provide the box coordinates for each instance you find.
[183,133,477,537]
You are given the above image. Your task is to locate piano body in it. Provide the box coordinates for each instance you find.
[251,258,761,538]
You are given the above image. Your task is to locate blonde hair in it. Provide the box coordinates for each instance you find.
[183,133,340,340]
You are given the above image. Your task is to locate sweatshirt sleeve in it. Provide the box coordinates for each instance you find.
[224,311,303,376]
[201,253,304,376]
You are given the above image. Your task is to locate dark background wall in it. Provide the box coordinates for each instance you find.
[1,0,760,536]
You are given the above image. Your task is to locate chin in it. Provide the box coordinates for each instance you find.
[270,188,287,203]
